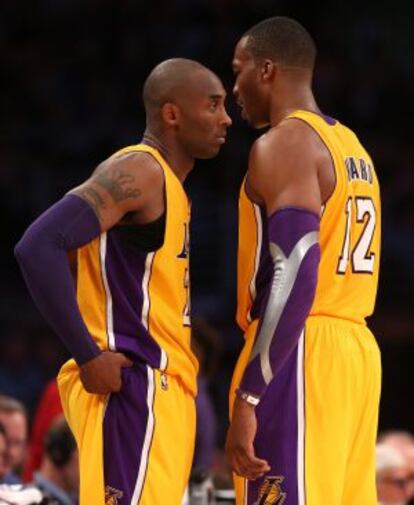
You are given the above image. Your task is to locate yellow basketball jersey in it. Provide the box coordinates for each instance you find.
[237,110,381,327]
[76,144,198,395]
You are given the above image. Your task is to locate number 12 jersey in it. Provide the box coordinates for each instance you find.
[237,109,381,329]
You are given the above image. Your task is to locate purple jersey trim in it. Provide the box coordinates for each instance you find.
[321,113,337,126]
[240,207,320,398]
[15,194,102,364]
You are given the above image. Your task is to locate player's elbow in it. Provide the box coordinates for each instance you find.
[14,232,33,266]
[14,226,45,267]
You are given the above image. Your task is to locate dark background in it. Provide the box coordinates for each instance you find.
[1,0,414,445]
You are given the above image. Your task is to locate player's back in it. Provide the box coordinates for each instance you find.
[292,110,381,323]
[236,110,381,329]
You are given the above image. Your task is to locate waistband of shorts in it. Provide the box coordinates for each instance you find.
[307,313,367,327]
[58,358,197,397]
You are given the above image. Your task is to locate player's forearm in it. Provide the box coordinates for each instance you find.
[238,207,320,401]
[15,194,102,365]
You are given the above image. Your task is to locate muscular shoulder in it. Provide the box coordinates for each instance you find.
[69,151,165,229]
[251,118,324,174]
[94,151,164,193]
[247,119,323,214]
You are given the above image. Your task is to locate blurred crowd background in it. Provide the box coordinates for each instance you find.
[1,0,414,501]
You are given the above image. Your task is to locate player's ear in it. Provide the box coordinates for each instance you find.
[162,102,180,126]
[261,59,275,82]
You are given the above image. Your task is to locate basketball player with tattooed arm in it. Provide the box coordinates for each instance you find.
[15,58,231,505]
[226,17,381,505]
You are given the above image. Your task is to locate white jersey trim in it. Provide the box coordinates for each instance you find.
[99,233,116,351]
[130,366,155,504]
[247,203,263,323]
[297,331,306,505]
[141,252,155,330]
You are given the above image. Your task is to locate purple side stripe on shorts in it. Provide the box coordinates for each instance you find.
[103,363,155,504]
[246,333,305,505]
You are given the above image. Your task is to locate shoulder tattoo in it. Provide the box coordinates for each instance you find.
[95,167,142,202]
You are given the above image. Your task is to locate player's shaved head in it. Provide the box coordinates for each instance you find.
[141,58,230,160]
[243,17,316,70]
[143,58,216,124]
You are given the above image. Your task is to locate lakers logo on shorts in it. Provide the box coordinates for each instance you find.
[255,476,286,505]
[105,485,123,505]
[161,372,169,391]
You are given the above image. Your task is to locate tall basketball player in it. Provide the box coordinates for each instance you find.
[226,17,381,505]
[15,58,231,505]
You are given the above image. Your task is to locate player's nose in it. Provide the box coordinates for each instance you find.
[221,108,232,127]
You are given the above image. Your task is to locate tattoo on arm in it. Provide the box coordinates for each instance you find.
[72,187,106,223]
[95,167,142,202]
[71,164,143,224]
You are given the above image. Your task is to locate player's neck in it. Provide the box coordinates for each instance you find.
[269,88,320,126]
[142,132,194,184]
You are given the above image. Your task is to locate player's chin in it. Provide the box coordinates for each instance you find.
[243,110,268,129]
[198,144,222,159]
[241,113,257,128]
[249,115,269,129]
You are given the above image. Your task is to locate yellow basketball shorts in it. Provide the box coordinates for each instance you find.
[230,315,381,505]
[58,359,196,505]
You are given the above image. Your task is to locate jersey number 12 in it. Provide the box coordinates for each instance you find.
[337,196,376,274]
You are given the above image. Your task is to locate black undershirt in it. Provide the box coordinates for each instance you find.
[116,212,166,252]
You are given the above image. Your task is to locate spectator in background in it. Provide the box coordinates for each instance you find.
[376,443,410,505]
[0,395,28,484]
[23,380,63,482]
[0,424,43,504]
[33,416,78,505]
[378,431,414,502]
[0,423,8,482]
